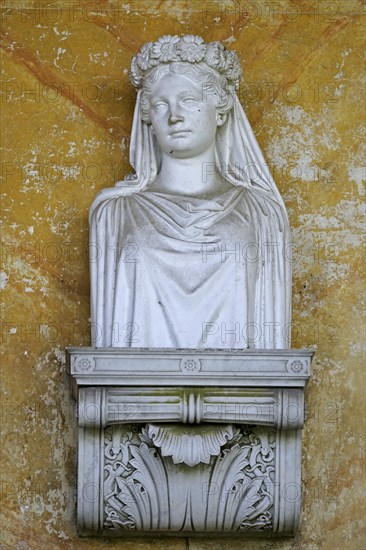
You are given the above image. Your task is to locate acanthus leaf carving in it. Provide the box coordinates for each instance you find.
[103,424,275,532]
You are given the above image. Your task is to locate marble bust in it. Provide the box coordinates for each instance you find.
[69,35,311,537]
[89,35,291,349]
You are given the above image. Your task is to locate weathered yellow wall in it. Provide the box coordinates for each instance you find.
[1,1,365,548]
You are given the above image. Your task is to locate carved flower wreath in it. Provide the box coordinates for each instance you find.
[129,35,242,90]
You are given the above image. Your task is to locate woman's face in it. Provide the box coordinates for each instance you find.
[148,72,225,159]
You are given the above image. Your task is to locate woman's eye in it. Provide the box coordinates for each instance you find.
[152,102,167,111]
[182,98,198,105]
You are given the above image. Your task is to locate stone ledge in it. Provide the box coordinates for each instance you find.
[66,348,313,397]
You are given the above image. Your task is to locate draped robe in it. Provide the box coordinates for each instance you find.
[90,183,290,349]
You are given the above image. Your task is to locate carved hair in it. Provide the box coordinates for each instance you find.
[139,61,235,124]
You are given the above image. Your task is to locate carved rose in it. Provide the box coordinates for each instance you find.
[129,55,142,88]
[151,35,180,62]
[136,42,153,70]
[224,50,242,84]
[177,35,207,63]
[205,41,226,70]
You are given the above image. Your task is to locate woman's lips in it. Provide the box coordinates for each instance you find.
[169,130,191,136]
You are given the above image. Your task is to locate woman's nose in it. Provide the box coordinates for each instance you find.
[168,106,184,124]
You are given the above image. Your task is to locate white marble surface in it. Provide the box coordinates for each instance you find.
[89,35,291,348]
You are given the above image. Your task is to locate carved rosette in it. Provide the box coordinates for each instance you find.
[103,424,275,532]
[286,358,308,374]
[180,356,201,373]
[73,356,95,372]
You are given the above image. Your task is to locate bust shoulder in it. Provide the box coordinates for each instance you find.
[89,188,140,225]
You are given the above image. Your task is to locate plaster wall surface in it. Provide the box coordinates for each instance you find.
[1,1,365,548]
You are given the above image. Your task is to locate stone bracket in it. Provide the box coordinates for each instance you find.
[66,347,313,537]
